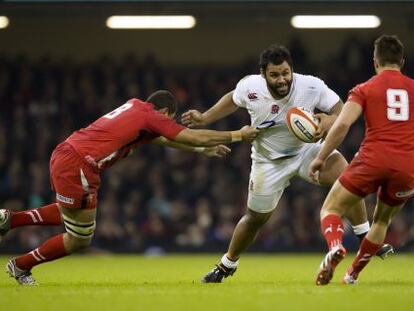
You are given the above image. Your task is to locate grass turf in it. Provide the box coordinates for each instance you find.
[1,254,414,311]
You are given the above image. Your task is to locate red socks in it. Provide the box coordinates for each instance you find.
[15,233,67,271]
[321,214,345,250]
[348,238,382,277]
[11,203,62,228]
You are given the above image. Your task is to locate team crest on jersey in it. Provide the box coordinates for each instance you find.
[248,92,258,101]
[271,104,279,114]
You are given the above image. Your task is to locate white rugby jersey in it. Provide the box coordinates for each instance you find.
[232,73,340,161]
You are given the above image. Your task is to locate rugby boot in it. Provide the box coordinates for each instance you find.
[376,243,394,260]
[202,262,237,283]
[316,245,346,286]
[6,259,37,286]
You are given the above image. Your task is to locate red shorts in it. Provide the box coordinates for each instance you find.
[339,156,414,206]
[49,142,100,209]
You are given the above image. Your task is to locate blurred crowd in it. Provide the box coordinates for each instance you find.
[1,36,414,255]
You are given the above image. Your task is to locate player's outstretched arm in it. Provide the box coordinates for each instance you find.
[173,126,259,147]
[309,101,362,181]
[151,137,231,158]
[181,92,239,128]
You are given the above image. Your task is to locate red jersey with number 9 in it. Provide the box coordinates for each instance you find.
[347,70,414,167]
[65,98,185,170]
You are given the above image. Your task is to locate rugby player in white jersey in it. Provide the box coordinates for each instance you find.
[182,44,393,283]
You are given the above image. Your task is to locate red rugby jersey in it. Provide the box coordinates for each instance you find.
[348,70,414,167]
[66,98,185,170]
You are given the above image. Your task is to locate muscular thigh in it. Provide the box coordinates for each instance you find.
[247,159,296,213]
[50,143,100,210]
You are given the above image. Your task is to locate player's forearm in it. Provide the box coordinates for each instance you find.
[325,101,344,129]
[202,92,239,125]
[174,128,243,147]
[152,137,206,153]
[190,129,241,146]
[317,122,350,161]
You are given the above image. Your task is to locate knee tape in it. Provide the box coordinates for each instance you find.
[63,214,96,240]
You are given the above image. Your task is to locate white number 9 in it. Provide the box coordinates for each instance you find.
[387,89,409,121]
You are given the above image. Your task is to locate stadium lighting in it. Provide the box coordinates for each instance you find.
[0,16,9,29]
[106,15,196,29]
[291,15,381,29]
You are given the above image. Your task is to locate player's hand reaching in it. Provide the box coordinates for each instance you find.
[202,145,231,158]
[314,113,336,141]
[309,157,325,183]
[240,126,260,143]
[182,110,205,128]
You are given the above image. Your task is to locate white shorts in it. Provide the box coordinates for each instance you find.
[247,143,338,213]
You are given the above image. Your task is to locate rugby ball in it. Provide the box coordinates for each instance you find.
[286,107,319,143]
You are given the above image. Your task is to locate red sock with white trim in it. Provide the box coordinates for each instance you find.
[347,238,382,278]
[15,233,68,271]
[11,203,62,228]
[321,214,345,250]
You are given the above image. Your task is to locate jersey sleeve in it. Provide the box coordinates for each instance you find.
[315,78,341,112]
[232,76,249,108]
[347,83,367,110]
[146,110,186,140]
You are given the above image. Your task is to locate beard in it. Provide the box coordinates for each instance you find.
[267,79,292,98]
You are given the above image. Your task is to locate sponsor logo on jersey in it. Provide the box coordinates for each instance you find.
[271,104,279,114]
[56,193,75,205]
[248,92,258,101]
[395,189,414,198]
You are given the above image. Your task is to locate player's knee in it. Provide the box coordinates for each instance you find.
[245,209,271,227]
[63,216,96,253]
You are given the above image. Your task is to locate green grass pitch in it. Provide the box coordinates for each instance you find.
[1,254,414,311]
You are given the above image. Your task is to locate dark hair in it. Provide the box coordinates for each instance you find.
[374,34,404,67]
[259,44,293,71]
[146,90,177,115]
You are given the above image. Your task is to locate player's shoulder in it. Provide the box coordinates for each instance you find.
[128,98,154,111]
[236,74,264,88]
[355,75,379,91]
[293,73,327,90]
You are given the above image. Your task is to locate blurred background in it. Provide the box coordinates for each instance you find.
[1,0,414,255]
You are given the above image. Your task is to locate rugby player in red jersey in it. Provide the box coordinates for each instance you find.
[309,35,414,285]
[0,90,259,285]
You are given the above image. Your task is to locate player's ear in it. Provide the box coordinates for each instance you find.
[400,58,405,68]
[373,58,379,72]
[158,107,169,115]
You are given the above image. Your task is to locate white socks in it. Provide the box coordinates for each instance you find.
[352,221,370,236]
[221,254,239,269]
